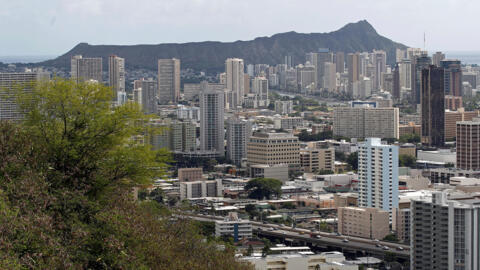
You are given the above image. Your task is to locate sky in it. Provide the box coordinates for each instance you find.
[1,0,480,57]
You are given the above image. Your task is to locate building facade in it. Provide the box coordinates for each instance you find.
[71,55,102,83]
[421,65,445,147]
[108,55,125,104]
[358,138,399,213]
[180,179,223,200]
[333,107,399,139]
[457,118,480,171]
[225,58,245,108]
[337,207,389,239]
[247,132,300,171]
[158,58,181,104]
[226,118,252,167]
[200,90,225,156]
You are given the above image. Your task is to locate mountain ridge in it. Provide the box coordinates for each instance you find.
[38,20,407,73]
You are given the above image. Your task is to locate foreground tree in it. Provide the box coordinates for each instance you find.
[245,178,282,200]
[0,78,252,269]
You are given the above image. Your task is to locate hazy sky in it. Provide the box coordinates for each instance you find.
[1,0,479,56]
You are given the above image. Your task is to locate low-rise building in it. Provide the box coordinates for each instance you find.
[215,212,252,241]
[337,207,389,240]
[249,164,289,183]
[178,167,203,182]
[300,147,335,173]
[180,179,223,200]
[274,116,304,130]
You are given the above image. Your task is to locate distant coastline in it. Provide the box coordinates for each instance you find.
[0,55,56,64]
[444,51,480,65]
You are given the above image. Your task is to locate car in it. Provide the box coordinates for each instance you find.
[280,224,285,227]
[373,239,380,242]
[383,246,390,250]
[262,221,267,224]
[316,235,322,239]
[342,238,349,243]
[267,227,274,231]
[375,243,382,247]
[273,227,279,231]
[336,232,342,236]
[396,246,404,251]
[299,231,305,235]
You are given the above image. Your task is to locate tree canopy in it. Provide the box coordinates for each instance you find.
[0,78,252,269]
[245,178,282,200]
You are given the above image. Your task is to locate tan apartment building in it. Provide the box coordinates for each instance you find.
[247,132,300,171]
[445,109,479,141]
[457,118,480,171]
[337,207,389,240]
[300,147,335,173]
[333,107,399,139]
[399,122,421,137]
[178,168,203,182]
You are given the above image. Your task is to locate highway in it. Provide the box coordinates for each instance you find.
[178,213,410,259]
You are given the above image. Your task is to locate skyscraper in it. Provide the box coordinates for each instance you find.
[225,58,245,108]
[358,138,399,213]
[306,49,333,89]
[347,53,359,92]
[141,79,157,114]
[200,90,225,156]
[412,54,431,105]
[441,59,462,96]
[411,192,480,269]
[158,58,180,104]
[108,55,125,104]
[71,55,102,83]
[226,118,252,166]
[456,118,480,171]
[373,50,387,91]
[421,65,445,147]
[392,64,400,100]
[432,51,445,67]
[323,62,337,91]
[284,55,293,69]
[335,52,345,73]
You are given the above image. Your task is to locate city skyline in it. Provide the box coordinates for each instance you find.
[2,0,480,57]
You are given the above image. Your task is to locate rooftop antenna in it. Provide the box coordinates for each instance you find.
[423,32,426,51]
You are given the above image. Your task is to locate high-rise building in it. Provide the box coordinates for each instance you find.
[141,79,157,114]
[456,117,480,171]
[226,118,252,167]
[225,58,245,108]
[399,59,412,92]
[251,77,269,107]
[108,55,125,104]
[358,138,399,213]
[158,58,180,104]
[296,64,316,91]
[432,51,445,67]
[373,50,387,91]
[284,55,293,69]
[441,59,462,97]
[200,90,225,156]
[421,65,445,147]
[323,62,337,91]
[412,54,431,105]
[148,119,196,152]
[347,53,359,91]
[299,146,335,173]
[71,55,102,83]
[306,49,333,89]
[444,109,479,140]
[411,192,480,270]
[333,107,399,139]
[247,132,300,171]
[0,72,45,121]
[335,52,345,73]
[392,64,400,100]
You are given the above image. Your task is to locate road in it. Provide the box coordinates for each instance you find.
[177,213,410,259]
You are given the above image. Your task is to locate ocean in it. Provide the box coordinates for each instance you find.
[0,55,56,64]
[444,51,480,65]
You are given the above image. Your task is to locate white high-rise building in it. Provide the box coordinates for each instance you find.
[226,118,252,167]
[358,138,399,213]
[158,58,180,105]
[200,90,225,156]
[399,59,412,91]
[373,50,387,91]
[225,58,245,108]
[411,192,480,270]
[251,76,269,107]
[108,55,125,105]
[71,55,102,83]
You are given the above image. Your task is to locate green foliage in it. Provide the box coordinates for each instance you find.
[297,130,333,142]
[346,152,359,171]
[281,202,296,209]
[316,169,334,175]
[245,178,283,200]
[383,233,399,243]
[318,222,332,232]
[399,154,417,168]
[399,133,420,143]
[0,78,252,269]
